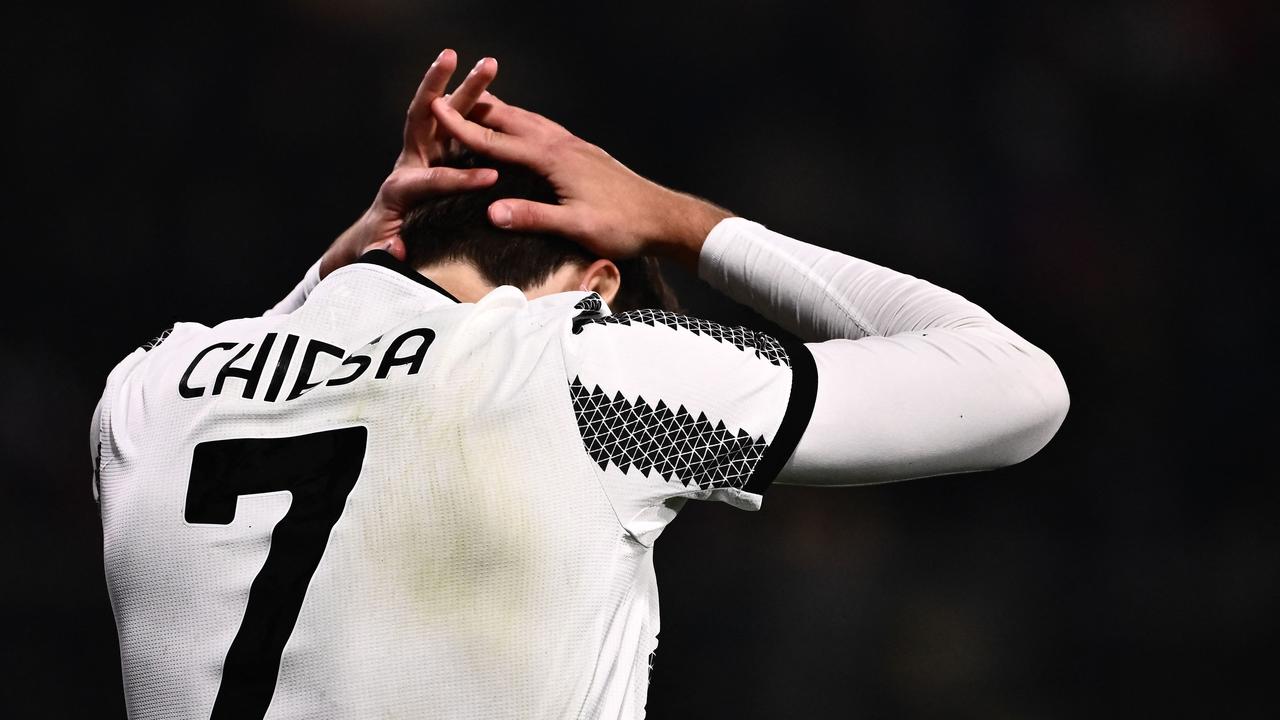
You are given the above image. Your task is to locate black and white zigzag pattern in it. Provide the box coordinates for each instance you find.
[573,293,604,312]
[573,308,791,368]
[569,377,769,491]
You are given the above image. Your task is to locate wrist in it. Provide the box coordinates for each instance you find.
[648,189,732,272]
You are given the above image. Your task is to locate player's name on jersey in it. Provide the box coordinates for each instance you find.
[178,328,435,402]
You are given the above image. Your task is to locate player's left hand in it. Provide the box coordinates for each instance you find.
[319,50,500,277]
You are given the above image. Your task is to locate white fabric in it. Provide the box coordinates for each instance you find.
[94,216,1068,719]
[698,217,1070,485]
[94,256,799,720]
[561,304,799,543]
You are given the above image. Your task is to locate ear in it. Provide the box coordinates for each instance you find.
[578,258,620,308]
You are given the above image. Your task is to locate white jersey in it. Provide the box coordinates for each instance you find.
[93,250,815,720]
[95,217,1070,720]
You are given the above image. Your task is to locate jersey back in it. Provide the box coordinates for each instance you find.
[93,253,813,719]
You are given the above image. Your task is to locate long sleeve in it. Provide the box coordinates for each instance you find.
[698,217,1069,486]
[263,260,322,316]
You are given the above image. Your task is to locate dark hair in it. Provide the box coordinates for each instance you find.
[400,153,679,313]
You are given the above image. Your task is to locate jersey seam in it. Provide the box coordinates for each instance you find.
[555,313,644,547]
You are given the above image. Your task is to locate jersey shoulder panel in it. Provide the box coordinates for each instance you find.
[557,298,819,542]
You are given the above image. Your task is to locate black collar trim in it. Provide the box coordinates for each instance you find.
[356,249,460,303]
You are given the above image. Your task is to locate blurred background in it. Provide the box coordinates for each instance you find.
[3,0,1276,717]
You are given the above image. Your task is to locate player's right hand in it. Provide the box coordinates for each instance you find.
[430,93,732,271]
[320,49,500,278]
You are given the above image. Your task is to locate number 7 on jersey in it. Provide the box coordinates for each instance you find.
[185,427,368,720]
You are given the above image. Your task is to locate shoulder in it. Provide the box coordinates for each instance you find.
[106,321,208,381]
[569,303,795,369]
[100,315,286,398]
[522,289,604,315]
[509,289,607,332]
[127,316,279,365]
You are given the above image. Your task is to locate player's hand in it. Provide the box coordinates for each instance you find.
[430,93,732,271]
[319,50,500,277]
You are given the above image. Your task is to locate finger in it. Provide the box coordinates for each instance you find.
[476,91,567,137]
[402,49,459,165]
[489,199,588,238]
[448,57,498,118]
[382,166,499,205]
[468,91,543,136]
[431,96,544,167]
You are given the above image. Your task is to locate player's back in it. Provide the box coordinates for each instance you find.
[94,254,659,719]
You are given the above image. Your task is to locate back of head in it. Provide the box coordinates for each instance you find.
[400,152,678,313]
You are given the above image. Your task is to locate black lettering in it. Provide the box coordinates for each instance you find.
[376,329,435,379]
[327,354,370,387]
[180,342,238,399]
[288,339,345,400]
[263,334,300,402]
[213,334,276,399]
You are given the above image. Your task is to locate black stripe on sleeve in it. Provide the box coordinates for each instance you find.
[743,334,818,496]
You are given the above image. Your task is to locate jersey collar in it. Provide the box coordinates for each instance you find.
[355,249,461,303]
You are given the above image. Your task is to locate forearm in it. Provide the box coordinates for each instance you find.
[697,217,999,343]
[695,218,1070,485]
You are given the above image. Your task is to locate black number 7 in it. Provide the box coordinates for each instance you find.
[185,427,367,720]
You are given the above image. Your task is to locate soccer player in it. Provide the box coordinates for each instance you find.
[92,50,1069,719]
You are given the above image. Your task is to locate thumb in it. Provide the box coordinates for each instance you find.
[489,199,586,237]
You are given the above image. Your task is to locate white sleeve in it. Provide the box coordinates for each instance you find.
[698,217,1070,486]
[263,260,322,316]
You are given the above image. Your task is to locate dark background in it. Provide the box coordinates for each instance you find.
[4,1,1276,717]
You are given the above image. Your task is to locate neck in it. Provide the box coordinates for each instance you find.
[416,261,496,303]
